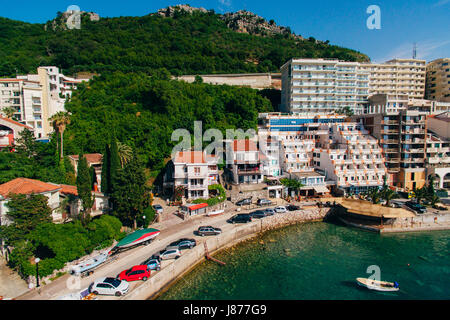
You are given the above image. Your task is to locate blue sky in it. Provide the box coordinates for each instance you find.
[1,0,449,63]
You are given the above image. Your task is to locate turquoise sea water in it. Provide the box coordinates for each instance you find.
[158,222,450,300]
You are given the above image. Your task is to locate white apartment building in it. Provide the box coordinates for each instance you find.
[316,122,387,194]
[163,151,219,200]
[0,79,45,138]
[280,58,370,115]
[0,67,84,139]
[281,58,426,115]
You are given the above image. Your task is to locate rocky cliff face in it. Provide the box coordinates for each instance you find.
[155,4,209,17]
[220,10,303,40]
[154,5,304,40]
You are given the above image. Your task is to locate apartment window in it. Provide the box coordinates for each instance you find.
[194,167,200,175]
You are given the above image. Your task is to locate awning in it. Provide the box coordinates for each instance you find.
[313,185,330,193]
[188,203,208,211]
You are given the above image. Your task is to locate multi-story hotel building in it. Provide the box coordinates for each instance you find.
[280,58,370,115]
[281,58,426,115]
[361,58,426,101]
[258,113,383,194]
[426,58,450,102]
[355,96,429,191]
[0,67,84,139]
[316,122,387,195]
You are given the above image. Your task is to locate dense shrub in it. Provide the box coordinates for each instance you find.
[7,215,123,278]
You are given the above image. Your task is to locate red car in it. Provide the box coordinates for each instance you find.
[117,265,151,282]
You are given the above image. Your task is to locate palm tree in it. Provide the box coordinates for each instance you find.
[414,187,427,205]
[381,188,399,207]
[49,111,71,159]
[1,107,17,119]
[117,142,133,168]
[430,194,440,207]
[367,187,381,204]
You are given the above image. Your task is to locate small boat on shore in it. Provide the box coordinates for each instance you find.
[207,209,225,216]
[356,277,399,292]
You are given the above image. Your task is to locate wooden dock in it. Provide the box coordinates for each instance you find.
[204,242,226,266]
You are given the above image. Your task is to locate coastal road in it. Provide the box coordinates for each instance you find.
[17,202,305,300]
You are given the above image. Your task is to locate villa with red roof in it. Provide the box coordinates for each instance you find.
[0,178,109,226]
[163,150,219,200]
[0,116,33,150]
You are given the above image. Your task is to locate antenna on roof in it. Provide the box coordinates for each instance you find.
[412,43,417,59]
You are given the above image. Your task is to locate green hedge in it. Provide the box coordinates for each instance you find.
[8,215,123,278]
[191,184,226,207]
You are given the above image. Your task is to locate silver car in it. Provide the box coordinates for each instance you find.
[89,277,129,296]
[264,208,275,215]
[153,204,164,214]
[275,206,287,213]
[158,248,181,260]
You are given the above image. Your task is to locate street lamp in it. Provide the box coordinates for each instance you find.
[35,258,40,288]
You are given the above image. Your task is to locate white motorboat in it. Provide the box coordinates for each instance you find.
[356,277,400,292]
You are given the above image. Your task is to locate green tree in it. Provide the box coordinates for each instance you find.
[2,193,52,244]
[101,143,110,194]
[109,136,121,191]
[14,128,37,158]
[111,153,147,229]
[367,187,382,204]
[76,154,95,226]
[280,178,304,197]
[1,106,17,119]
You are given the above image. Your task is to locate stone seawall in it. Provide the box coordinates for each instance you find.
[122,207,330,300]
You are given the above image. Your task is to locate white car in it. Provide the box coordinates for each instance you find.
[275,206,287,213]
[89,277,129,297]
[157,248,181,260]
[153,204,164,214]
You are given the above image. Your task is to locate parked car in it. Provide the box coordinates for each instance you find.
[405,201,427,214]
[235,198,252,206]
[156,248,182,260]
[264,208,275,215]
[196,226,222,236]
[228,214,252,224]
[249,210,268,219]
[141,257,161,271]
[165,238,197,251]
[89,277,129,296]
[274,206,287,213]
[257,199,272,206]
[286,204,300,211]
[117,265,151,282]
[153,204,164,214]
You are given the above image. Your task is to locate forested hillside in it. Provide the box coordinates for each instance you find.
[63,72,273,170]
[0,7,369,77]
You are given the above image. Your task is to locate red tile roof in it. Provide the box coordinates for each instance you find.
[69,153,103,164]
[59,184,78,196]
[233,139,258,152]
[0,116,33,129]
[0,178,61,198]
[174,151,205,164]
[187,203,208,211]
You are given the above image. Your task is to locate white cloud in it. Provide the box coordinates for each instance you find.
[432,0,450,7]
[375,40,450,63]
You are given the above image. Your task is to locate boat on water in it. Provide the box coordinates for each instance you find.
[356,277,399,292]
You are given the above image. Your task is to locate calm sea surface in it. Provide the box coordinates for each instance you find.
[158,222,450,300]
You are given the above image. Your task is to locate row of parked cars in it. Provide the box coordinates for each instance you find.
[235,198,273,206]
[227,204,302,224]
[88,237,198,297]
